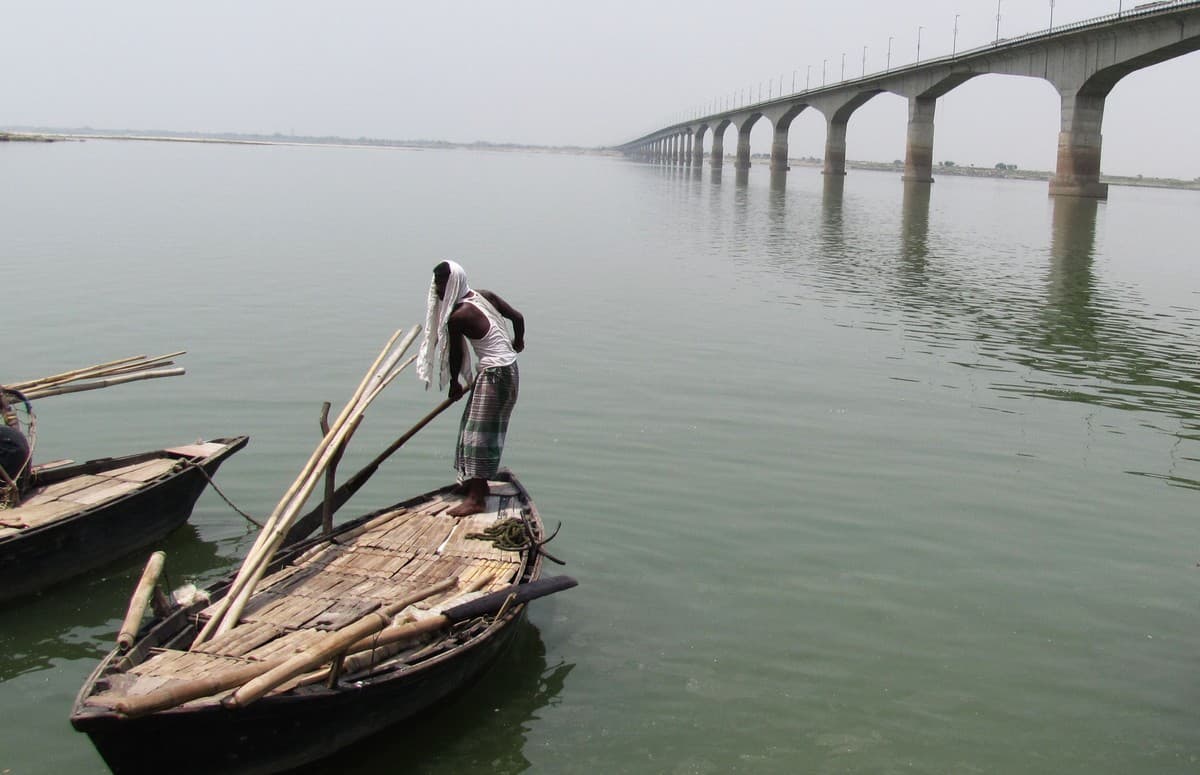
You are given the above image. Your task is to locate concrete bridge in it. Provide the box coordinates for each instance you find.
[615,0,1200,199]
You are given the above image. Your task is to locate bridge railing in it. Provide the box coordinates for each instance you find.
[618,0,1199,148]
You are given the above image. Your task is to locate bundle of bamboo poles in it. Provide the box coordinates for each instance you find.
[193,326,422,645]
[7,352,187,400]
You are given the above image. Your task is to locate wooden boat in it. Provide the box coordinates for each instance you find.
[71,469,572,775]
[0,436,249,603]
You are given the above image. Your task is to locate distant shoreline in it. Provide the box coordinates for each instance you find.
[0,128,616,156]
[738,155,1200,192]
[4,128,1195,191]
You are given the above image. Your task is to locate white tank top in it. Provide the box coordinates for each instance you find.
[462,293,517,369]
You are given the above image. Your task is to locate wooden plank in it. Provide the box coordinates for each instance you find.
[111,458,178,483]
[303,599,381,631]
[23,474,106,502]
[326,547,414,578]
[164,442,226,458]
[2,500,79,529]
[487,481,520,496]
[68,478,144,506]
[31,459,74,473]
[244,628,327,663]
[192,621,287,657]
[245,595,336,628]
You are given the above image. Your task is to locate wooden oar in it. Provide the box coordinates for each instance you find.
[280,388,469,547]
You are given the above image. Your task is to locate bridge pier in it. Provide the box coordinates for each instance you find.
[823,118,848,176]
[710,132,724,168]
[735,125,752,171]
[684,132,693,166]
[1049,93,1109,199]
[770,125,790,172]
[902,96,936,183]
[693,128,706,167]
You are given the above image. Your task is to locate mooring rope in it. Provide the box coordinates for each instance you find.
[180,460,263,528]
[466,518,528,550]
[466,514,565,564]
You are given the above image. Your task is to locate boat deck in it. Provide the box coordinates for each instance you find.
[91,481,530,707]
[0,442,227,536]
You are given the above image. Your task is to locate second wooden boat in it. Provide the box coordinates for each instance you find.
[0,436,249,603]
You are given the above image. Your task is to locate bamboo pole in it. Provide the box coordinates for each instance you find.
[21,368,186,400]
[195,325,421,643]
[10,352,186,391]
[9,355,148,390]
[117,552,166,652]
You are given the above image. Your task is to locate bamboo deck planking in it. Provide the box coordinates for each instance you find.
[104,485,529,705]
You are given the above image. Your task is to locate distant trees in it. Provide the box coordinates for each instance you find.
[995,163,1018,171]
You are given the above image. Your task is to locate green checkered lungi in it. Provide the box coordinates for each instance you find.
[455,363,519,481]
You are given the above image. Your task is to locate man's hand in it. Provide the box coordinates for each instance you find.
[448,381,464,401]
[512,337,525,353]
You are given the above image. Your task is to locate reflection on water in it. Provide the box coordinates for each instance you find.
[820,175,846,260]
[769,169,787,194]
[0,524,224,680]
[295,620,574,774]
[990,197,1200,442]
[721,168,1198,488]
[900,181,931,275]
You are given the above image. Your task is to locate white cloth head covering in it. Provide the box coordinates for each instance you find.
[416,260,474,390]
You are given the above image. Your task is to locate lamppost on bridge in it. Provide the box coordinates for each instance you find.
[792,69,797,92]
[841,52,845,81]
[917,25,924,63]
[953,14,960,56]
[887,36,893,71]
[862,45,867,77]
[995,0,1002,43]
[822,59,827,86]
[1049,0,1055,31]
[806,64,811,90]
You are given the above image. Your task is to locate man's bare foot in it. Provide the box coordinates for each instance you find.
[447,497,486,516]
[447,478,488,516]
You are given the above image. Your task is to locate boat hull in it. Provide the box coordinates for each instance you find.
[79,609,524,775]
[0,437,248,603]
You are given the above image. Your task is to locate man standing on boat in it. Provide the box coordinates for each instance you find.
[417,260,524,517]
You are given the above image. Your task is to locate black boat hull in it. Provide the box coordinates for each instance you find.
[0,437,248,603]
[79,608,525,775]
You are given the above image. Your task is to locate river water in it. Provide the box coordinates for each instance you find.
[1,140,1198,774]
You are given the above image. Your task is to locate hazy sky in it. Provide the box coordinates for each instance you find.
[4,0,1197,177]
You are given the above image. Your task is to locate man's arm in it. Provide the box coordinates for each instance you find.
[478,290,525,353]
[446,324,467,400]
